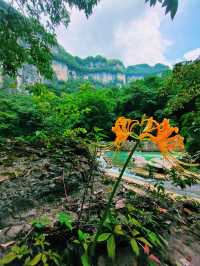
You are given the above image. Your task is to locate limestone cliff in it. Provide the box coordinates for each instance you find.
[52,47,169,86]
[17,46,169,87]
[52,61,69,81]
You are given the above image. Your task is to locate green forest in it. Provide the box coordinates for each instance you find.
[0,0,200,266]
[1,60,200,153]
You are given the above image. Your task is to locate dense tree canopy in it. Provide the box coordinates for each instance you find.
[0,0,56,78]
[0,0,100,77]
[13,0,100,30]
[163,61,200,153]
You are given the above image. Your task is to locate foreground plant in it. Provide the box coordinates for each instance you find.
[0,235,60,266]
[1,116,199,266]
[93,116,199,256]
[0,207,166,266]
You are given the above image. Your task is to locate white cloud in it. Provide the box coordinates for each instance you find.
[184,48,200,61]
[56,0,172,66]
[114,7,172,66]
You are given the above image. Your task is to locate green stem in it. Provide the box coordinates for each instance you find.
[78,147,97,226]
[92,140,140,254]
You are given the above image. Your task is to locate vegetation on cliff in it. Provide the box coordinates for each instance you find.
[53,45,169,79]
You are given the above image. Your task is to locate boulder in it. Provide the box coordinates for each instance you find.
[97,156,108,169]
[133,155,148,168]
[148,158,172,171]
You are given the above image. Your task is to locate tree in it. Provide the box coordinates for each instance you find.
[163,61,200,153]
[74,86,116,134]
[0,0,100,77]
[164,61,200,115]
[12,0,100,30]
[0,0,56,78]
[114,76,167,120]
[145,0,178,19]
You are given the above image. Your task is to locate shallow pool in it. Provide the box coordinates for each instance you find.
[105,151,162,165]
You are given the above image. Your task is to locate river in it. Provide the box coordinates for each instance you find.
[102,151,200,199]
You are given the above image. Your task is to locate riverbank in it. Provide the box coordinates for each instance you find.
[101,150,200,200]
[105,171,200,202]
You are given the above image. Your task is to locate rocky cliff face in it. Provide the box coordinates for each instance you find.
[16,47,169,88]
[50,62,168,87]
[83,72,126,85]
[52,61,69,81]
[50,47,169,86]
[17,65,42,87]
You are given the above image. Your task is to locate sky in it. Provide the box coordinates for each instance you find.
[56,0,200,67]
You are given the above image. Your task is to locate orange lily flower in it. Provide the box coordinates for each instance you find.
[112,116,199,180]
[112,117,138,149]
[139,118,184,157]
[141,117,158,134]
[142,119,200,179]
[112,117,184,156]
[140,118,196,177]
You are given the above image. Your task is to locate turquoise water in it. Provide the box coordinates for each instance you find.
[105,151,162,165]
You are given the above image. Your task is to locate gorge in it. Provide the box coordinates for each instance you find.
[16,45,170,88]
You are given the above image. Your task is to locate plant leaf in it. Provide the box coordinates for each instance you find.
[127,203,136,212]
[146,0,178,19]
[0,252,17,265]
[148,232,162,247]
[128,215,142,227]
[158,234,168,247]
[81,253,90,266]
[78,230,86,241]
[107,235,116,260]
[97,233,111,242]
[42,254,47,264]
[28,253,42,266]
[57,212,73,230]
[114,225,124,235]
[137,237,152,248]
[131,229,140,237]
[130,239,139,256]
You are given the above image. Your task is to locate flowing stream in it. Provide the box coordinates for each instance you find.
[102,151,200,199]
